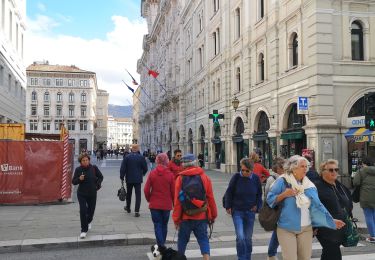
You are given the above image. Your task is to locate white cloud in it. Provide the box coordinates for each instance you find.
[37,3,46,12]
[25,15,147,105]
[27,15,60,33]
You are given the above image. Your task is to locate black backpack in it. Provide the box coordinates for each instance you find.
[179,175,207,216]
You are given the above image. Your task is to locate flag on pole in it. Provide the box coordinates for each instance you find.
[125,69,139,85]
[148,69,159,78]
[124,82,135,93]
[60,123,69,141]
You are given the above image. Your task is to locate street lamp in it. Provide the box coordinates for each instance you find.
[232,96,240,111]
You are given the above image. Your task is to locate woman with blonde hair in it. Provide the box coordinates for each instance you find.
[267,155,345,260]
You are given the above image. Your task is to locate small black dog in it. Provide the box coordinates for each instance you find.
[151,244,187,260]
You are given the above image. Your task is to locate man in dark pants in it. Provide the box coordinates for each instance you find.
[120,144,148,217]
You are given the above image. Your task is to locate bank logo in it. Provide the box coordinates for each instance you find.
[0,164,9,172]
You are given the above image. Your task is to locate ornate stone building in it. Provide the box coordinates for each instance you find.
[26,62,98,154]
[138,0,375,178]
[107,116,133,150]
[95,89,109,150]
[0,0,26,123]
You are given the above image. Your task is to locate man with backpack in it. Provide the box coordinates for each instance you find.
[172,153,217,260]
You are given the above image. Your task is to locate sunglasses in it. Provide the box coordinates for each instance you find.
[326,168,339,173]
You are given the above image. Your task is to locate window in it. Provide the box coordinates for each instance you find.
[8,74,11,91]
[198,47,203,69]
[57,92,62,102]
[81,93,86,102]
[31,91,37,101]
[80,120,88,131]
[46,79,51,86]
[0,65,3,85]
[67,120,75,131]
[68,79,73,86]
[290,33,298,67]
[198,13,203,32]
[9,11,12,41]
[43,120,51,131]
[258,53,265,82]
[30,120,38,131]
[31,106,37,116]
[80,80,88,87]
[351,21,364,61]
[235,8,241,39]
[69,105,74,117]
[212,81,216,102]
[81,106,87,117]
[16,23,19,51]
[56,79,63,86]
[213,32,217,55]
[44,105,50,116]
[1,0,4,30]
[69,92,74,102]
[259,0,264,19]
[213,0,219,13]
[30,78,38,86]
[97,120,103,127]
[44,92,50,101]
[55,120,63,130]
[236,67,241,92]
[217,78,221,100]
[56,105,62,116]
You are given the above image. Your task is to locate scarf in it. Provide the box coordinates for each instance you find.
[282,174,315,208]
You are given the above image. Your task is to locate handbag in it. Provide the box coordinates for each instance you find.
[117,181,127,201]
[342,212,360,247]
[258,178,288,231]
[351,186,360,203]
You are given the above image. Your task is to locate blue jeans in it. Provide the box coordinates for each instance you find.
[363,208,375,237]
[178,220,210,255]
[150,209,170,246]
[232,210,255,260]
[267,230,279,257]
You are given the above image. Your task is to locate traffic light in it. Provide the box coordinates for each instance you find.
[365,92,375,130]
[209,110,224,126]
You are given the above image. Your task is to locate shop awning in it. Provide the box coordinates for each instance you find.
[232,135,244,143]
[345,127,375,142]
[252,133,268,141]
[280,131,304,140]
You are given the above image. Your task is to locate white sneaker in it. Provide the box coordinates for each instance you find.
[88,223,92,230]
[80,232,87,239]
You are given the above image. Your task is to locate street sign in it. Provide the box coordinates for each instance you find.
[297,97,308,115]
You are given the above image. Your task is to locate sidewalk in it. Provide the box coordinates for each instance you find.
[0,162,370,253]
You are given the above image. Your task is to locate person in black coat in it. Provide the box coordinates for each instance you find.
[72,153,103,239]
[314,159,353,260]
[120,144,148,217]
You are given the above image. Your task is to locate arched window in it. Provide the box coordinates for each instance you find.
[292,33,298,66]
[258,112,270,133]
[31,91,37,101]
[235,8,241,39]
[236,67,241,92]
[81,93,86,102]
[69,92,74,102]
[57,92,62,102]
[260,0,264,19]
[44,91,49,101]
[258,53,265,82]
[351,21,364,61]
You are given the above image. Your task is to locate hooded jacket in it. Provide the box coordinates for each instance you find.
[353,166,375,208]
[172,166,217,224]
[144,165,175,210]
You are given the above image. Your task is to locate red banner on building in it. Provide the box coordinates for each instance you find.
[0,141,73,204]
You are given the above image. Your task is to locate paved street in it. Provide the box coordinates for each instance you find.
[0,156,374,259]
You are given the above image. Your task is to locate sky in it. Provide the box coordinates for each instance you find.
[25,0,148,105]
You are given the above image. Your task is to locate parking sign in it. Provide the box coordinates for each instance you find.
[298,97,308,114]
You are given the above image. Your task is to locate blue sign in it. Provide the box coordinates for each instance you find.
[297,97,308,114]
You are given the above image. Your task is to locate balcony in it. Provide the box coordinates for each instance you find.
[31,100,38,104]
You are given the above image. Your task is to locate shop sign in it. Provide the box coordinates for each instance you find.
[347,116,365,127]
[297,97,308,115]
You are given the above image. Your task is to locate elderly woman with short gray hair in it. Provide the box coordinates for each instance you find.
[267,155,345,260]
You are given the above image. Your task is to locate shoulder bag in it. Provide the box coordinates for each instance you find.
[117,180,127,201]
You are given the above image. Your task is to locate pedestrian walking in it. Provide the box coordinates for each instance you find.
[314,159,353,260]
[249,152,270,183]
[267,155,345,260]
[198,152,204,168]
[72,153,103,239]
[144,153,175,247]
[149,152,156,170]
[353,156,375,243]
[172,153,217,260]
[224,158,263,260]
[120,144,148,217]
[264,157,285,260]
[168,149,184,179]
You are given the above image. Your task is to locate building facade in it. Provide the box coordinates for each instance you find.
[26,62,98,154]
[107,116,133,150]
[95,89,109,150]
[138,0,375,180]
[132,86,141,144]
[0,0,26,123]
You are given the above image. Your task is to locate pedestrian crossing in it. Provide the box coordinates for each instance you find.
[146,242,366,259]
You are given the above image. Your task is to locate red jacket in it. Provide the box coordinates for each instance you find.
[144,165,175,210]
[172,166,217,225]
[253,162,270,183]
[168,159,184,179]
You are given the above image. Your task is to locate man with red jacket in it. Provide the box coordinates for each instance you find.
[168,149,184,179]
[173,153,217,260]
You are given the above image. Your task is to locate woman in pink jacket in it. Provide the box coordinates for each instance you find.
[144,153,175,247]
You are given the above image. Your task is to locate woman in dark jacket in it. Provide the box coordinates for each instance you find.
[224,158,263,260]
[72,153,103,239]
[144,153,175,247]
[314,159,352,260]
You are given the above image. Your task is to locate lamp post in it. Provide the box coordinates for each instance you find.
[232,96,240,111]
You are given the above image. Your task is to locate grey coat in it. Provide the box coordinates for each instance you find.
[353,166,375,209]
